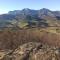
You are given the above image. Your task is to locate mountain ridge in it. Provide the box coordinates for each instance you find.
[0,8,60,29]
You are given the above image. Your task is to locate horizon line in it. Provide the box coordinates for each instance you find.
[0,8,60,15]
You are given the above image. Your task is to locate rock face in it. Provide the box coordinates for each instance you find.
[1,42,60,60]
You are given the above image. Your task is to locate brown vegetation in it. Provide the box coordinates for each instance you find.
[0,28,60,50]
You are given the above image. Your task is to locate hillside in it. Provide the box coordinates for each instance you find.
[0,42,60,60]
[0,8,60,29]
[0,8,60,60]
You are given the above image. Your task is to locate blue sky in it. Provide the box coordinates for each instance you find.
[0,0,60,14]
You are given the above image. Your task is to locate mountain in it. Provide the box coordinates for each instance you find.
[0,8,60,29]
[1,8,60,60]
[38,8,55,18]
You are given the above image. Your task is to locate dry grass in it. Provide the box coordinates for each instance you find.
[0,28,60,50]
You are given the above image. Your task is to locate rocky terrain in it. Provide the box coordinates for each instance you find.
[0,8,60,60]
[0,42,60,60]
[0,28,60,60]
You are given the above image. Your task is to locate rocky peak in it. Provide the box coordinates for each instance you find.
[38,8,55,17]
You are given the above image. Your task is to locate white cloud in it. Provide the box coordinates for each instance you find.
[0,10,8,14]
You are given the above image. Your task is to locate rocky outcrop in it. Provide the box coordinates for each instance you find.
[1,42,60,60]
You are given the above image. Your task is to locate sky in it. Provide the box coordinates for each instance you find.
[0,0,60,14]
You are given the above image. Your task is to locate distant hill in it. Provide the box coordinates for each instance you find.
[0,8,60,29]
